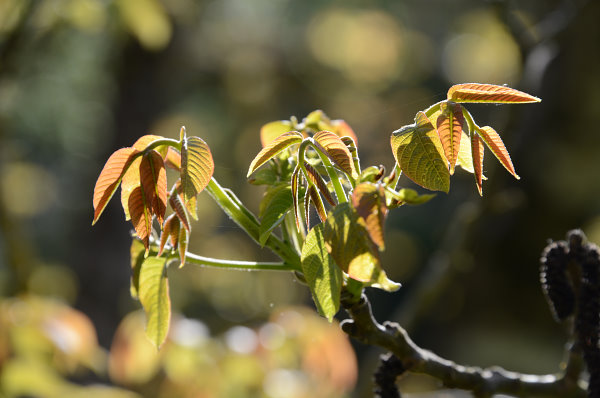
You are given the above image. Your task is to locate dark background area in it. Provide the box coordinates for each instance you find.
[1,0,599,396]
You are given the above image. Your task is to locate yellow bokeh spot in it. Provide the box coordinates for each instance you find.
[0,162,57,218]
[116,0,172,51]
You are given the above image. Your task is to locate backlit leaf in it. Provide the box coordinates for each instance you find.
[456,132,474,173]
[291,165,302,231]
[301,224,342,321]
[164,147,181,171]
[447,83,541,104]
[120,156,142,221]
[259,185,293,245]
[178,226,189,268]
[128,186,152,253]
[308,185,327,223]
[248,167,278,186]
[181,136,214,219]
[386,188,436,208]
[313,131,357,178]
[331,119,358,144]
[133,135,165,153]
[351,183,387,251]
[472,132,485,196]
[140,150,167,225]
[130,239,145,299]
[304,185,312,228]
[436,101,465,174]
[476,126,519,179]
[390,112,450,193]
[303,162,336,206]
[158,214,180,256]
[92,147,140,224]
[138,256,170,349]
[260,120,295,147]
[169,188,190,232]
[247,131,304,177]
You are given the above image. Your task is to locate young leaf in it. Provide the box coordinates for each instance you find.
[140,150,167,226]
[476,125,519,179]
[92,147,139,224]
[351,183,387,251]
[248,167,278,186]
[247,131,304,177]
[181,136,214,219]
[304,185,312,229]
[330,119,358,144]
[386,188,436,208]
[260,120,295,147]
[447,83,541,104]
[390,112,450,193]
[128,186,152,252]
[158,214,181,256]
[303,162,336,206]
[308,185,327,223]
[169,188,191,232]
[456,131,474,173]
[323,203,384,284]
[313,131,357,178]
[130,239,146,299]
[436,101,465,175]
[138,256,170,349]
[301,224,343,321]
[133,134,165,154]
[164,147,181,171]
[120,156,142,221]
[472,132,485,196]
[259,185,293,245]
[178,225,189,268]
[291,165,302,231]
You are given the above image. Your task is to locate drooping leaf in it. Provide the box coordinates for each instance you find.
[303,162,336,206]
[304,185,312,229]
[158,214,180,256]
[247,131,304,177]
[308,185,327,223]
[313,131,357,178]
[259,185,293,245]
[181,136,214,219]
[169,188,190,232]
[128,186,152,253]
[164,147,181,171]
[130,239,146,299]
[92,147,140,224]
[260,120,295,147]
[472,132,485,196]
[120,156,142,221]
[447,83,541,104]
[132,135,166,156]
[301,224,342,321]
[178,226,189,268]
[476,125,519,179]
[323,203,382,283]
[390,112,450,193]
[351,183,387,251]
[291,165,302,231]
[436,101,465,174]
[140,150,167,226]
[138,256,170,349]
[456,131,474,173]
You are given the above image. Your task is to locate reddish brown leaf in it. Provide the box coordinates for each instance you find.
[351,183,387,251]
[303,162,336,206]
[169,186,191,232]
[331,119,358,144]
[471,133,485,196]
[291,165,302,231]
[120,157,142,221]
[158,214,181,256]
[304,185,312,229]
[132,135,163,151]
[93,147,140,224]
[308,185,327,223]
[128,186,152,253]
[436,101,465,175]
[178,225,189,268]
[140,150,167,226]
[313,131,357,178]
[164,147,181,171]
[447,83,541,104]
[476,126,519,179]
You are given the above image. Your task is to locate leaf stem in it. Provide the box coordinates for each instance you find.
[146,138,182,152]
[181,252,296,271]
[309,140,349,203]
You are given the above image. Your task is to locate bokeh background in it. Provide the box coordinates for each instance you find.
[1,0,599,397]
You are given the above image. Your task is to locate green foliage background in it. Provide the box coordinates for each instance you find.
[1,0,599,396]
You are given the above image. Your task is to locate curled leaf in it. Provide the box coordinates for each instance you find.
[476,126,519,179]
[158,214,181,256]
[248,131,304,177]
[313,131,357,178]
[178,225,189,268]
[303,162,336,206]
[169,187,191,232]
[181,136,214,219]
[128,186,152,253]
[447,83,541,104]
[308,185,327,223]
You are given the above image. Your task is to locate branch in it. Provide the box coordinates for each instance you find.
[340,293,587,398]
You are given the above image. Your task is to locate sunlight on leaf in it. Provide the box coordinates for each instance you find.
[248,131,304,177]
[178,226,189,268]
[132,134,167,156]
[351,183,387,251]
[138,256,170,349]
[476,125,519,179]
[169,188,191,232]
[304,162,336,206]
[158,214,180,256]
[301,224,342,321]
[260,120,296,147]
[447,83,541,104]
[181,136,214,220]
[291,165,302,231]
[436,101,464,174]
[140,150,167,225]
[164,147,181,171]
[313,131,357,178]
[128,186,152,253]
[391,112,450,193]
[472,132,485,196]
[259,185,293,245]
[120,157,142,221]
[456,131,474,173]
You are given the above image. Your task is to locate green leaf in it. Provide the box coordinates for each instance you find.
[259,185,293,245]
[260,120,295,147]
[130,239,146,299]
[247,131,304,177]
[390,112,450,193]
[248,167,278,186]
[301,224,342,321]
[313,131,357,179]
[138,256,170,349]
[386,188,436,207]
[181,136,214,220]
[291,165,302,231]
[456,131,474,173]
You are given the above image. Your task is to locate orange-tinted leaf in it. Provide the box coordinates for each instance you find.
[313,131,357,178]
[181,136,214,219]
[140,150,167,226]
[169,189,191,232]
[436,101,464,174]
[304,185,312,229]
[178,225,189,268]
[476,126,519,179]
[248,131,304,177]
[308,184,327,223]
[158,214,181,256]
[447,83,541,104]
[164,147,181,171]
[390,112,450,193]
[351,183,387,250]
[471,133,485,196]
[133,135,163,151]
[304,162,336,206]
[92,147,139,224]
[331,119,358,144]
[121,157,142,221]
[291,165,302,231]
[128,186,152,253]
[260,120,295,147]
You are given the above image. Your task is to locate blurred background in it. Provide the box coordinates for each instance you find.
[1,0,599,397]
